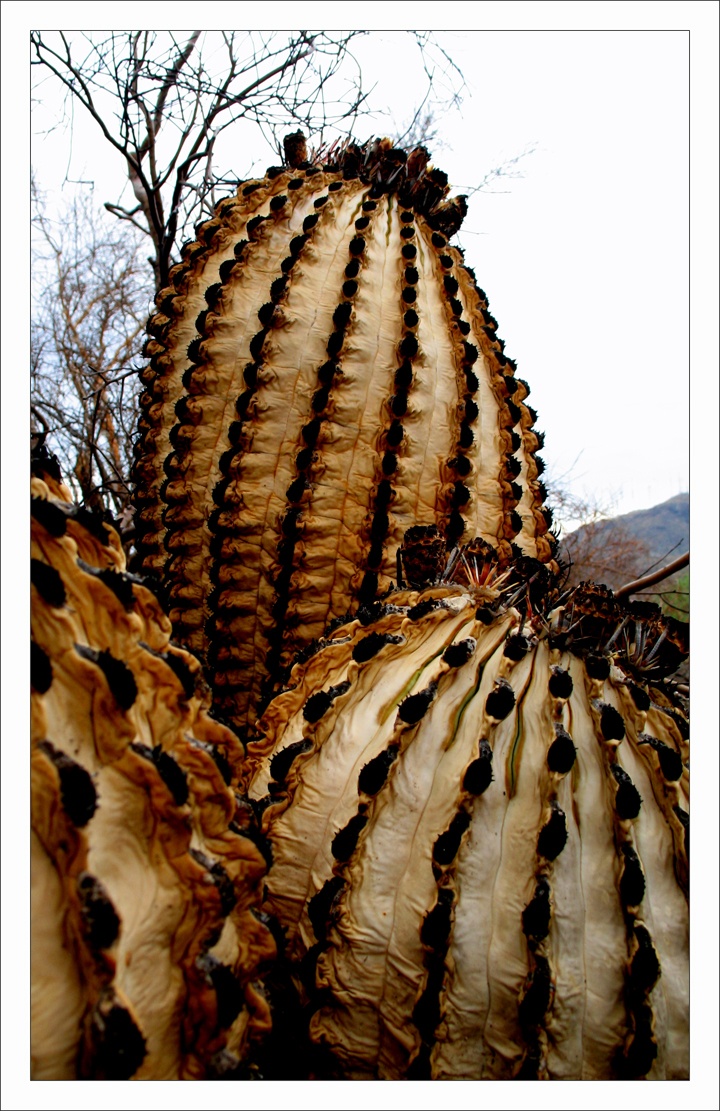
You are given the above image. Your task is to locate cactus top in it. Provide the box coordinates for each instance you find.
[133,137,556,727]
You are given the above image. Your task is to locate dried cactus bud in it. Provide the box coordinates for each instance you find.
[398,524,446,587]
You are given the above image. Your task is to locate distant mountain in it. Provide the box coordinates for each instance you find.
[599,492,689,562]
[558,493,689,591]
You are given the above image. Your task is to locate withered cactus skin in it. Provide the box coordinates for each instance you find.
[31,451,274,1080]
[34,136,689,1082]
[248,544,689,1080]
[133,140,555,728]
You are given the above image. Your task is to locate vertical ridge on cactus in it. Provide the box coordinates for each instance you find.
[133,141,555,727]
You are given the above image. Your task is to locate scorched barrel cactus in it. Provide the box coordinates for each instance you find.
[31,134,689,1081]
[133,138,555,728]
[31,445,274,1079]
[248,533,689,1079]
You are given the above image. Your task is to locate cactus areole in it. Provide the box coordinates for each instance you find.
[133,138,556,729]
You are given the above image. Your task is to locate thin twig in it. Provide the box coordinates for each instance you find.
[635,539,685,579]
[80,368,139,400]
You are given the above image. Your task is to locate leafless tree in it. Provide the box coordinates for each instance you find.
[548,478,689,623]
[541,471,651,591]
[560,514,653,592]
[31,30,464,292]
[654,568,689,619]
[457,142,540,197]
[31,178,150,524]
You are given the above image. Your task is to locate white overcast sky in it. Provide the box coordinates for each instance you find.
[23,16,715,530]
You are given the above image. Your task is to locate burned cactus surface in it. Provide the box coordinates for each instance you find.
[133,139,556,727]
[246,568,688,1080]
[32,131,689,1082]
[31,458,274,1080]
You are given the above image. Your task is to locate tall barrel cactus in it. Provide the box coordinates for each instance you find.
[248,539,689,1079]
[133,140,555,728]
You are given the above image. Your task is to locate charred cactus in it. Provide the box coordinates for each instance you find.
[31,453,274,1079]
[247,538,688,1079]
[33,133,688,1082]
[133,138,555,728]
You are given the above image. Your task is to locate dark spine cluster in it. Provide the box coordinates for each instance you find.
[463,273,552,562]
[513,657,577,1077]
[407,633,495,1076]
[37,740,98,827]
[409,670,497,1079]
[516,880,558,1076]
[83,989,148,1079]
[614,833,660,1078]
[470,284,521,554]
[357,204,415,604]
[162,208,281,642]
[614,911,661,1079]
[31,485,115,549]
[408,884,456,1078]
[139,206,244,587]
[585,691,662,1079]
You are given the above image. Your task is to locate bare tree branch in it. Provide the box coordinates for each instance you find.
[152,31,201,136]
[615,552,690,600]
[455,143,540,197]
[31,30,464,290]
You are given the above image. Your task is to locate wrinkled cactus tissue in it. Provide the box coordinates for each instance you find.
[31,135,688,1080]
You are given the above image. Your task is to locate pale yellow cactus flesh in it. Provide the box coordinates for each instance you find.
[31,471,273,1080]
[249,583,688,1080]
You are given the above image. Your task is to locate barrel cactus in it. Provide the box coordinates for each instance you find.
[31,446,274,1080]
[133,138,555,729]
[248,534,689,1079]
[32,135,689,1081]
